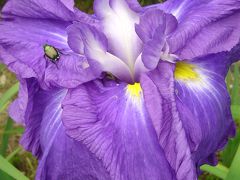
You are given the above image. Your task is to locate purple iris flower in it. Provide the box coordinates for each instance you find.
[1,0,240,179]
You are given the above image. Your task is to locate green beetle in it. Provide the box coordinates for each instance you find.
[43,44,60,63]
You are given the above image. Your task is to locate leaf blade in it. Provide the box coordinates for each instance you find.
[0,155,29,180]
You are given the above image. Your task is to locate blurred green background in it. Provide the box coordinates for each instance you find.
[0,0,240,180]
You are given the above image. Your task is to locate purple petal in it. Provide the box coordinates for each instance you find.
[174,53,235,167]
[177,12,240,59]
[0,18,69,79]
[8,78,34,125]
[0,17,96,88]
[62,80,175,180]
[155,0,240,55]
[141,62,196,179]
[13,80,109,179]
[2,0,74,21]
[69,22,134,82]
[137,9,178,69]
[93,0,142,66]
[229,40,240,63]
[37,125,111,180]
[44,53,96,89]
[136,9,177,43]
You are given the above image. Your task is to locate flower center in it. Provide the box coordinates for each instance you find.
[126,83,142,98]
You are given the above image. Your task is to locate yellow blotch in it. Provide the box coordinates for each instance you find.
[127,83,142,98]
[174,62,199,81]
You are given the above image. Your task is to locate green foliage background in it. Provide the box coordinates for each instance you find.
[0,0,239,179]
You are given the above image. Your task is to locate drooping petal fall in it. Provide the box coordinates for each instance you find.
[0,0,96,89]
[12,78,111,180]
[152,0,240,58]
[62,80,175,180]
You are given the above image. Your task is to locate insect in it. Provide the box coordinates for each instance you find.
[43,44,60,63]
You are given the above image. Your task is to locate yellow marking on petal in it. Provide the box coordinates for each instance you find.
[127,83,142,98]
[175,62,200,81]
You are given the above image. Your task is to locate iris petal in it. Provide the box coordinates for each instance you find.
[2,0,74,21]
[0,1,96,88]
[174,53,235,167]
[178,12,240,59]
[141,62,196,180]
[137,9,178,69]
[94,0,142,67]
[12,78,111,179]
[62,80,175,180]
[68,22,134,82]
[152,0,240,56]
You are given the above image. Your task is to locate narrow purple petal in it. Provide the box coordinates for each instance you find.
[8,78,36,125]
[136,9,177,43]
[137,9,178,69]
[62,80,175,180]
[141,62,196,180]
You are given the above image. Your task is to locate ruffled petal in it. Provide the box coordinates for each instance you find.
[8,78,35,125]
[13,79,111,179]
[2,0,74,21]
[154,0,240,56]
[174,53,235,167]
[136,9,178,69]
[62,80,175,180]
[68,22,134,82]
[0,14,95,88]
[93,0,142,66]
[37,125,111,180]
[0,18,69,80]
[141,62,196,180]
[177,12,240,59]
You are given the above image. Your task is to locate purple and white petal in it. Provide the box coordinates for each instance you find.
[93,0,142,67]
[174,53,235,167]
[13,79,111,179]
[152,0,240,55]
[62,80,175,180]
[69,22,134,83]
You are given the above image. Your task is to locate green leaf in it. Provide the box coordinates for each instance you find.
[222,131,240,167]
[6,147,22,161]
[0,155,29,180]
[231,105,240,122]
[225,143,240,180]
[0,118,13,156]
[200,164,229,179]
[0,82,19,113]
[231,64,239,105]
